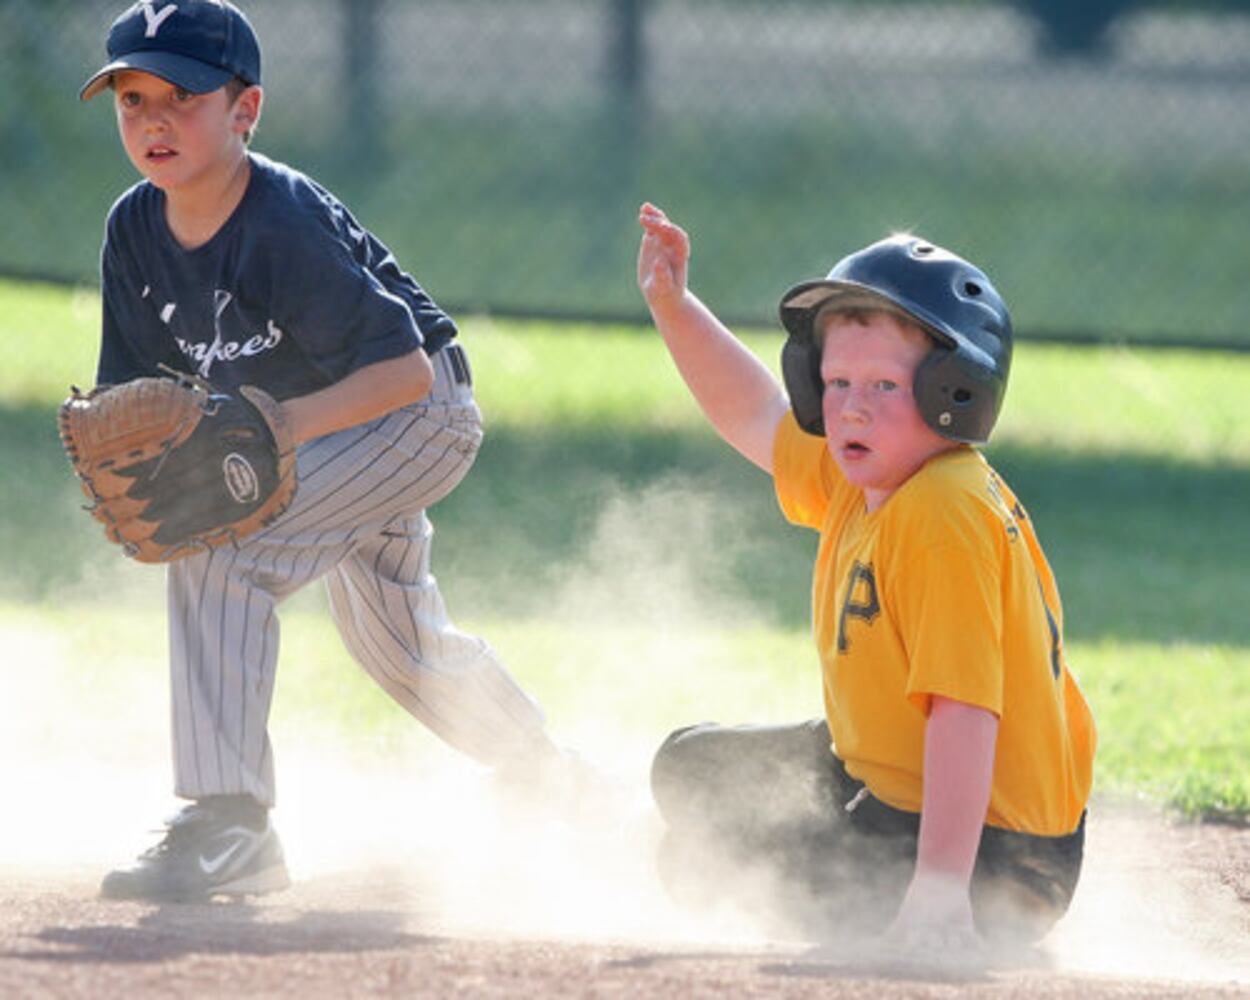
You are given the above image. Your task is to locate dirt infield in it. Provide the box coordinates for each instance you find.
[3,804,1247,999]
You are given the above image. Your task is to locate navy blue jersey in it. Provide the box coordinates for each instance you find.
[97,153,456,400]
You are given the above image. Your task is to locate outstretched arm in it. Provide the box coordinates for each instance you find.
[887,695,999,953]
[637,203,789,473]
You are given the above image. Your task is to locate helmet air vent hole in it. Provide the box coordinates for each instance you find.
[953,388,973,404]
[916,244,935,256]
[964,281,983,296]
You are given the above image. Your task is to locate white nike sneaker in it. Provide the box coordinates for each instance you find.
[100,797,290,902]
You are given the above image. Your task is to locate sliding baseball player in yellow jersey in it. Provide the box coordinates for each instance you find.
[637,202,1094,954]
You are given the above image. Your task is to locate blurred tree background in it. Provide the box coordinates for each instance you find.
[1,0,1247,346]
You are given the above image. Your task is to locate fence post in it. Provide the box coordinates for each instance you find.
[597,0,646,270]
[609,0,645,103]
[344,0,382,160]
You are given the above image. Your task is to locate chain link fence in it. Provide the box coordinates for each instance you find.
[2,0,1248,345]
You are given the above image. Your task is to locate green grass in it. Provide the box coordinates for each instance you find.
[4,104,1248,347]
[1075,642,1250,821]
[330,111,1250,345]
[1,276,1247,820]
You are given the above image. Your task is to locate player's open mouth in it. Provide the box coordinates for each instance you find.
[147,146,177,161]
[842,441,870,458]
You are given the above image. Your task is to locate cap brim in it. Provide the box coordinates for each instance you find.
[80,51,235,101]
[781,281,902,315]
[780,279,936,340]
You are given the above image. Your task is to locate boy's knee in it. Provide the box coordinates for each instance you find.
[650,723,718,821]
[972,816,1084,945]
[973,875,1071,946]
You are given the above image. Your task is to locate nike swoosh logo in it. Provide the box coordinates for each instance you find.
[198,827,254,875]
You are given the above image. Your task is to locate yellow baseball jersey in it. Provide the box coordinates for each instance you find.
[773,412,1095,836]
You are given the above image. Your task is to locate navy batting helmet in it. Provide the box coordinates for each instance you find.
[778,235,1013,444]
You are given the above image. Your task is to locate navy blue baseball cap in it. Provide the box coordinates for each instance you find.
[80,1,261,101]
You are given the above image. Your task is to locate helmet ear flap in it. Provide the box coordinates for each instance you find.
[781,334,825,437]
[913,348,1001,444]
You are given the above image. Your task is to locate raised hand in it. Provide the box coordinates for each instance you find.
[637,202,691,309]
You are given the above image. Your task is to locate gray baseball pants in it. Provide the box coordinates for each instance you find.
[166,345,548,807]
[651,718,1085,943]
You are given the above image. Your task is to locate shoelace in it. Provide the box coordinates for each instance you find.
[140,807,215,858]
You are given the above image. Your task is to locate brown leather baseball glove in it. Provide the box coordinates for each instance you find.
[58,371,297,563]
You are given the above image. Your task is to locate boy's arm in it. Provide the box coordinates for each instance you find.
[888,695,999,951]
[281,347,435,445]
[637,203,789,473]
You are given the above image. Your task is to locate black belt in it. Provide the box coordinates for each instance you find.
[437,342,472,386]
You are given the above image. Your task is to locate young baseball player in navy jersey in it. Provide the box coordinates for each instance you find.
[80,0,580,902]
[637,203,1095,954]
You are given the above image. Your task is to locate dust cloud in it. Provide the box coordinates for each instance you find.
[1047,806,1250,982]
[1,481,1247,986]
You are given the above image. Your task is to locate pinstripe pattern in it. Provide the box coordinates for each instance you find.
[166,347,547,807]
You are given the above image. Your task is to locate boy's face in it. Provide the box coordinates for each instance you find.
[819,311,954,511]
[112,70,257,194]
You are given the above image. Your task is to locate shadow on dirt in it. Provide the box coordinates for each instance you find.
[11,902,437,964]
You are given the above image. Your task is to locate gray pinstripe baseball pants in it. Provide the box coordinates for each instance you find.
[166,347,548,807]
